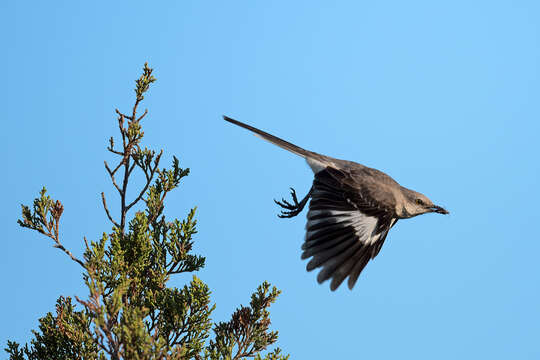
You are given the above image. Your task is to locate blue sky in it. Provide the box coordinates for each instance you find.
[2,1,539,358]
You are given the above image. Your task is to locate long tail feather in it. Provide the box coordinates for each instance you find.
[223,115,314,158]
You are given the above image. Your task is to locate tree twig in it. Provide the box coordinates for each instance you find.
[104,161,122,194]
[101,192,120,228]
[137,109,148,122]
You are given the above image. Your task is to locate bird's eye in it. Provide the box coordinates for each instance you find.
[415,199,423,205]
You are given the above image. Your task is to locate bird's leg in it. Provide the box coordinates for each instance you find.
[274,186,313,218]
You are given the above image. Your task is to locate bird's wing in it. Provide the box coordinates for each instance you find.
[303,169,397,290]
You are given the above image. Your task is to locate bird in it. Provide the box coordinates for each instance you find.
[223,115,448,291]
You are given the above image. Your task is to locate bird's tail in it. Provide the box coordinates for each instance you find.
[223,116,314,159]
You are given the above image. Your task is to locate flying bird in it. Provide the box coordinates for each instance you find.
[223,116,448,291]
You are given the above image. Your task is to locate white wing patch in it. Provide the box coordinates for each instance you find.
[306,209,379,245]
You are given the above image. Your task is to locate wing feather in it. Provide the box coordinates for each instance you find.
[302,169,395,290]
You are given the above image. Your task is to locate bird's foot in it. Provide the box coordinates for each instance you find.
[274,187,311,218]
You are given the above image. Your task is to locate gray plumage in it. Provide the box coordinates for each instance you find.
[224,116,448,291]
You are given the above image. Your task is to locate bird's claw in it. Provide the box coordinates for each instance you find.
[274,187,309,218]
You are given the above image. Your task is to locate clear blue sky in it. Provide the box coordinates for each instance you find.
[2,1,539,358]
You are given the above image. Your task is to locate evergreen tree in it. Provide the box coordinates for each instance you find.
[6,64,288,360]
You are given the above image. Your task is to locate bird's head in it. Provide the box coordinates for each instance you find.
[401,188,449,218]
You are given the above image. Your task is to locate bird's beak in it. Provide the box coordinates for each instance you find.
[430,205,449,215]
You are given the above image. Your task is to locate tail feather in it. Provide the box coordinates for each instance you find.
[223,116,313,159]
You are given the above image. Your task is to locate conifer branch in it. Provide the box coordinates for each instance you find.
[18,188,85,268]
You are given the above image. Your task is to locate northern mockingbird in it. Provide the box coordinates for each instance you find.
[224,116,448,291]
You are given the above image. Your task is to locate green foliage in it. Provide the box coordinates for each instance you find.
[5,297,102,360]
[205,282,289,360]
[7,64,288,360]
[18,187,63,236]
